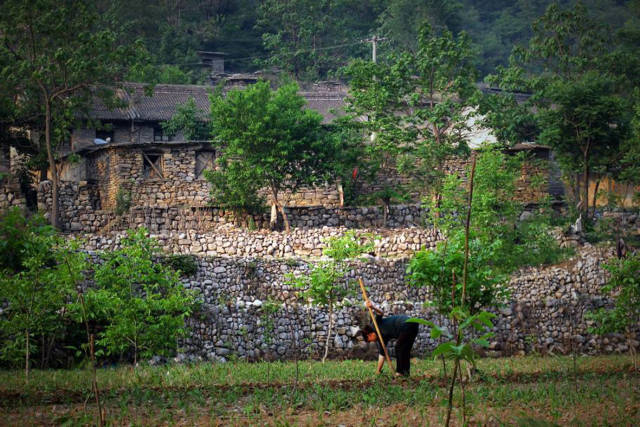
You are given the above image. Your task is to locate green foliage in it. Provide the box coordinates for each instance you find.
[257,0,381,81]
[0,0,146,227]
[408,309,495,366]
[208,81,329,229]
[78,228,198,363]
[115,187,132,216]
[342,24,478,203]
[0,209,86,369]
[204,160,266,218]
[322,230,375,262]
[162,254,199,277]
[0,208,53,273]
[587,253,640,336]
[407,148,567,314]
[161,97,210,141]
[484,2,638,218]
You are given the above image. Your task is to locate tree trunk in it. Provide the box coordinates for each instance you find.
[270,203,278,229]
[593,179,601,215]
[337,179,344,207]
[44,100,59,229]
[322,303,333,363]
[278,203,291,233]
[271,187,291,233]
[583,151,590,220]
[25,329,30,384]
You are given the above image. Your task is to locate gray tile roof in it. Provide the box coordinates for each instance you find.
[91,83,346,123]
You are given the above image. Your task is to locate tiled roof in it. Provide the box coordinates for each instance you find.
[91,83,212,121]
[91,83,346,123]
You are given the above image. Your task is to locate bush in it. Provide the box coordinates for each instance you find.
[77,228,199,364]
[162,254,198,277]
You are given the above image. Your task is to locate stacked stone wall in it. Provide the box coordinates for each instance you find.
[78,237,638,361]
[0,177,26,212]
[82,226,441,258]
[174,246,636,361]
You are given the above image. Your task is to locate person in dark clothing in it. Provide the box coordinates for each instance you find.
[361,300,419,376]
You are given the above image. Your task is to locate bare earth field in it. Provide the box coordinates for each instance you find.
[1,355,638,426]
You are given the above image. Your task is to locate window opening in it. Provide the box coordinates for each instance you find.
[142,152,163,179]
[195,151,215,179]
[153,125,172,142]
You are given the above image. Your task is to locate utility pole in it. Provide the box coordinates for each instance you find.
[365,35,387,63]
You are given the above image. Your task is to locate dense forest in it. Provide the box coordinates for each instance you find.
[102,0,640,83]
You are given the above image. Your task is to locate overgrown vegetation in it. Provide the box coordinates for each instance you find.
[208,81,329,231]
[77,229,198,365]
[0,208,86,380]
[588,253,640,370]
[0,211,198,372]
[408,148,569,314]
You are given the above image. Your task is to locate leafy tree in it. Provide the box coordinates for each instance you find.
[0,0,144,228]
[288,231,374,362]
[484,2,636,220]
[257,0,382,81]
[162,97,210,141]
[400,24,478,201]
[79,229,198,365]
[407,148,565,314]
[342,56,414,218]
[209,81,327,232]
[0,208,86,380]
[204,159,266,224]
[343,24,478,217]
[587,253,640,370]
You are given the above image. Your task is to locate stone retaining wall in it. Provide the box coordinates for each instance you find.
[82,226,441,258]
[38,181,431,233]
[174,245,637,362]
[80,236,637,361]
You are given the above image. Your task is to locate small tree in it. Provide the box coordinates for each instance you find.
[0,208,86,381]
[80,228,198,365]
[161,97,209,141]
[0,0,144,228]
[587,253,640,370]
[407,148,566,314]
[288,231,374,362]
[209,81,328,231]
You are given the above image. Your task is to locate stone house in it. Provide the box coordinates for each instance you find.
[35,80,349,231]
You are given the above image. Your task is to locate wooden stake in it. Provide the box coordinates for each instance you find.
[358,278,394,372]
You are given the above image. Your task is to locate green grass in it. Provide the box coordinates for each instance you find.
[1,355,638,426]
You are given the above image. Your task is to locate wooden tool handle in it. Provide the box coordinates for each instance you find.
[359,278,394,372]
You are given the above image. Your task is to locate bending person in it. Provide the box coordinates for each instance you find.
[360,300,419,377]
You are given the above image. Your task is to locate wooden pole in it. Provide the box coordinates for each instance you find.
[358,278,394,372]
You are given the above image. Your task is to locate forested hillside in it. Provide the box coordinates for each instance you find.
[104,0,639,83]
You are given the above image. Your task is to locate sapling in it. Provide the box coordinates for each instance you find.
[587,253,640,370]
[288,231,374,363]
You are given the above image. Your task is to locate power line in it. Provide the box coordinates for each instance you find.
[152,39,368,66]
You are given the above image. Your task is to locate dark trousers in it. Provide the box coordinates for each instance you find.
[395,323,418,376]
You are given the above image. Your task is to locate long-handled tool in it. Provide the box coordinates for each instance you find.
[358,278,394,372]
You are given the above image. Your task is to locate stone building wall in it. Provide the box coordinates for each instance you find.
[0,177,26,212]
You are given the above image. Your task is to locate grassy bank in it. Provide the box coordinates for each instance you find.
[1,355,638,425]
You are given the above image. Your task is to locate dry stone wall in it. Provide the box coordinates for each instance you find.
[78,236,638,362]
[82,226,441,258]
[174,245,637,362]
[0,177,26,212]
